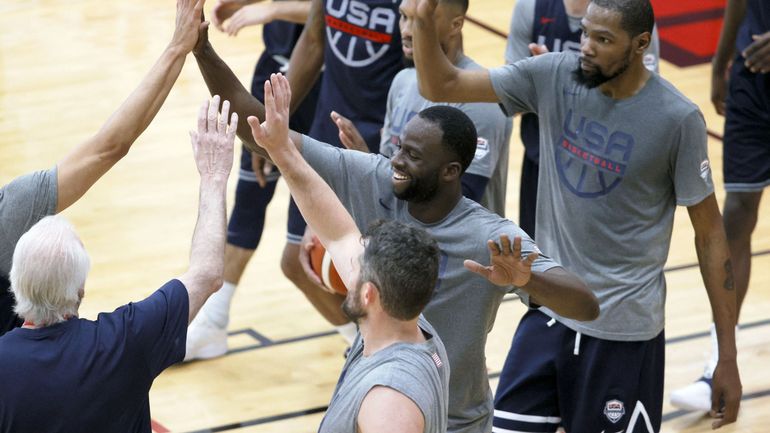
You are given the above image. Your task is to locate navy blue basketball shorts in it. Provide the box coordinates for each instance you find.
[227,145,308,248]
[723,57,770,192]
[494,310,665,433]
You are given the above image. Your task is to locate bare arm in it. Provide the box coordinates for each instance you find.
[55,0,205,213]
[286,0,325,113]
[357,386,425,433]
[248,74,362,288]
[409,0,497,102]
[687,194,742,428]
[223,1,312,36]
[464,235,598,321]
[179,97,237,323]
[711,0,747,115]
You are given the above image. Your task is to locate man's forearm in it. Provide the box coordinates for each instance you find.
[286,0,324,113]
[271,1,312,24]
[194,42,266,147]
[523,268,599,322]
[713,0,747,74]
[695,229,738,360]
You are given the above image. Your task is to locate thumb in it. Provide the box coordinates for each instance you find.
[464,260,490,278]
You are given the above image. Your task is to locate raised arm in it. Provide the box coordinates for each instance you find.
[711,0,747,115]
[54,0,206,213]
[179,96,237,323]
[687,194,742,428]
[464,235,599,321]
[409,0,497,102]
[286,0,325,113]
[248,74,362,288]
[223,1,312,37]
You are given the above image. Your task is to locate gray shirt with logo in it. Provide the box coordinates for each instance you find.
[318,316,449,433]
[0,168,58,275]
[302,135,559,433]
[380,57,513,217]
[489,52,713,341]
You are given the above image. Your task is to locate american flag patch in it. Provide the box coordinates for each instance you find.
[431,352,443,368]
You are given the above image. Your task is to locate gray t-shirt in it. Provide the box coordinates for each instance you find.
[489,53,713,341]
[318,316,449,433]
[505,0,661,73]
[302,135,559,433]
[380,57,513,217]
[0,168,58,275]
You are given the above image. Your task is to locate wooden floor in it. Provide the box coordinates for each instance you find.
[1,0,768,431]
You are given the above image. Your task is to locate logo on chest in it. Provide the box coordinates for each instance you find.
[325,0,397,67]
[555,109,635,198]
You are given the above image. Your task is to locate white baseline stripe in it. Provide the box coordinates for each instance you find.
[494,409,562,424]
[492,427,549,433]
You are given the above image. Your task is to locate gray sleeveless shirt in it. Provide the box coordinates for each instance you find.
[318,316,449,433]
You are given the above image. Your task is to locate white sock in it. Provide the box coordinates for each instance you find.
[200,281,237,329]
[335,322,359,345]
[704,323,739,379]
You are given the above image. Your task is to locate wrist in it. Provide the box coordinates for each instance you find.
[164,43,189,59]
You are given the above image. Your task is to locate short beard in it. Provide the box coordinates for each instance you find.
[403,56,415,68]
[572,56,631,89]
[393,178,439,203]
[342,288,366,323]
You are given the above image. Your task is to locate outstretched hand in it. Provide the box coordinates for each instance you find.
[331,111,368,152]
[464,235,538,287]
[190,95,237,181]
[247,73,293,161]
[171,0,209,54]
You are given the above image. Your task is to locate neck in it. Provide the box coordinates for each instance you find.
[445,34,464,66]
[598,61,651,99]
[22,315,73,329]
[407,184,463,224]
[359,316,426,357]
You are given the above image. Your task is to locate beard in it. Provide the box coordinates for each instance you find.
[403,55,415,68]
[342,285,367,323]
[572,52,632,89]
[393,174,439,203]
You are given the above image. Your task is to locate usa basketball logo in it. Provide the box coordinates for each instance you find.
[325,0,398,68]
[603,399,625,423]
[555,108,635,198]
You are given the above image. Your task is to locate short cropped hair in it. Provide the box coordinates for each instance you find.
[440,0,468,14]
[591,0,655,37]
[10,216,91,325]
[360,220,439,321]
[418,105,477,173]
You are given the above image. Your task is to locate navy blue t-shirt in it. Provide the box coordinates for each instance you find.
[737,0,770,53]
[310,0,404,152]
[0,279,189,433]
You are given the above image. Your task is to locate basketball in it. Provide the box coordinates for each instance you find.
[309,236,347,295]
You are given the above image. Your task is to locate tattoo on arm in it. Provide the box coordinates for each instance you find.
[724,259,734,291]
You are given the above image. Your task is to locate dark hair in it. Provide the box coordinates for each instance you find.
[591,0,655,37]
[417,105,477,173]
[440,0,468,13]
[360,220,439,321]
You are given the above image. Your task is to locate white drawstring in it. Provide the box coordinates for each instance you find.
[573,332,582,356]
[546,318,556,327]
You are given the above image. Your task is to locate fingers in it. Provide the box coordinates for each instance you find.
[197,98,209,133]
[263,79,275,122]
[247,115,265,144]
[227,111,238,143]
[207,95,220,133]
[743,33,770,73]
[219,99,230,134]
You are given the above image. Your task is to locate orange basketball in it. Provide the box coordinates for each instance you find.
[309,236,347,295]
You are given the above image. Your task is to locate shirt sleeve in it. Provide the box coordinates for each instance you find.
[505,0,536,64]
[489,55,542,116]
[0,167,58,275]
[116,279,190,377]
[672,110,714,206]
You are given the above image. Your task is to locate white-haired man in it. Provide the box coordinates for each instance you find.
[0,0,207,335]
[0,96,236,432]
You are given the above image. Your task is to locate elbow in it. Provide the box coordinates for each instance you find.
[581,294,600,321]
[417,80,442,102]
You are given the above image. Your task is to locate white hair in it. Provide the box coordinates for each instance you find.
[10,215,91,325]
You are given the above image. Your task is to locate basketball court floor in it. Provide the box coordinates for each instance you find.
[0,0,768,431]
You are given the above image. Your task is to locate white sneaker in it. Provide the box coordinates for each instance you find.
[670,378,712,412]
[184,313,228,361]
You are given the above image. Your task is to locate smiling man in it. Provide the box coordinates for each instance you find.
[408,0,742,430]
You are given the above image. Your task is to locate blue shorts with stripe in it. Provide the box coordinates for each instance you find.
[494,309,664,433]
[723,57,770,192]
